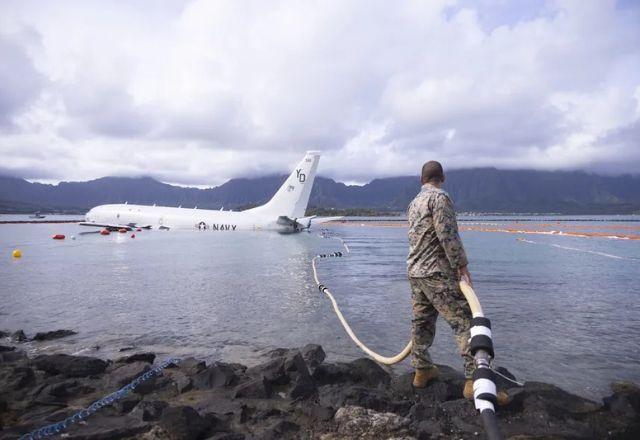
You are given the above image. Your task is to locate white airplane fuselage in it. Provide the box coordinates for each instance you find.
[82,151,321,232]
[86,204,281,231]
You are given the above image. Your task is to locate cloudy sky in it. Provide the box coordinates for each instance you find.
[0,0,639,186]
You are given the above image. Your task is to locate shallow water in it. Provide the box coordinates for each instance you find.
[1,215,639,400]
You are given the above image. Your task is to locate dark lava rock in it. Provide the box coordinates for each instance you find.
[34,354,107,377]
[11,330,27,342]
[440,398,483,434]
[0,346,15,352]
[135,375,172,395]
[312,362,353,386]
[248,357,288,385]
[0,365,35,390]
[158,406,210,440]
[2,344,639,440]
[109,361,151,386]
[604,381,640,416]
[36,380,94,403]
[319,383,410,415]
[260,420,300,440]
[32,329,77,341]
[248,350,316,399]
[193,362,241,389]
[114,393,142,413]
[177,357,207,376]
[409,402,443,432]
[348,358,390,387]
[413,419,445,439]
[506,381,601,416]
[298,402,335,421]
[170,370,193,393]
[0,350,27,363]
[288,371,316,399]
[313,357,390,388]
[493,365,520,390]
[300,344,326,373]
[233,377,272,399]
[64,413,150,439]
[116,352,156,364]
[130,400,168,421]
[205,432,245,440]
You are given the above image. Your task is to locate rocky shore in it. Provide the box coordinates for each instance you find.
[1,333,639,439]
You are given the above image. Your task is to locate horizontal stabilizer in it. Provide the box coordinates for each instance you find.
[311,216,343,224]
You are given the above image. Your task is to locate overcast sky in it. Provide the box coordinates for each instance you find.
[0,0,639,186]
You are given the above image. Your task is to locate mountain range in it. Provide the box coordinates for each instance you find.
[1,168,640,215]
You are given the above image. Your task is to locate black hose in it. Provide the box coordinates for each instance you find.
[480,409,503,440]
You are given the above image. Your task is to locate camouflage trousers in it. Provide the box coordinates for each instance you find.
[409,275,475,378]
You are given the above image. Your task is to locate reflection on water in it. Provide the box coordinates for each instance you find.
[1,215,639,399]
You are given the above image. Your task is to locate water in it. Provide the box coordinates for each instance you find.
[1,215,639,400]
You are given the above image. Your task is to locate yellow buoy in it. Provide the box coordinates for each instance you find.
[12,249,22,258]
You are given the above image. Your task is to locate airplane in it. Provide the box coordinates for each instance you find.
[79,151,336,233]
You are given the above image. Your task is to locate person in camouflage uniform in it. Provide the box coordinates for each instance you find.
[407,160,475,391]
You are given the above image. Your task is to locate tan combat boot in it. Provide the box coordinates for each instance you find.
[463,379,510,406]
[413,366,439,388]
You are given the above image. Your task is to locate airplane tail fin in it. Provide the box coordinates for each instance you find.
[249,151,320,219]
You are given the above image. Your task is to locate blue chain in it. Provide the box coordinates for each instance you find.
[18,357,181,440]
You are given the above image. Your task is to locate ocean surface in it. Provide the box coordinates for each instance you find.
[1,214,639,400]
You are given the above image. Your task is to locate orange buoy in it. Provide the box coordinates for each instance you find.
[52,234,65,240]
[131,234,136,238]
[100,229,110,235]
[118,228,127,233]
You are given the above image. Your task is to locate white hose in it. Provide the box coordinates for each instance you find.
[312,256,412,365]
[458,280,484,318]
[313,235,486,366]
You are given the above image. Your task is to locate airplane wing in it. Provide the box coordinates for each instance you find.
[277,215,343,232]
[78,222,133,231]
[276,215,317,232]
[78,222,152,231]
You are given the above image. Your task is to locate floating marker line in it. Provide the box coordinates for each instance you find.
[517,237,637,261]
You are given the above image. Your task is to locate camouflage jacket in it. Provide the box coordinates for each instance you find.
[407,184,468,278]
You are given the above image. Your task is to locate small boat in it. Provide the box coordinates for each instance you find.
[29,211,46,219]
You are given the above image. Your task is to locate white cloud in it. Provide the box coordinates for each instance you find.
[0,0,638,185]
